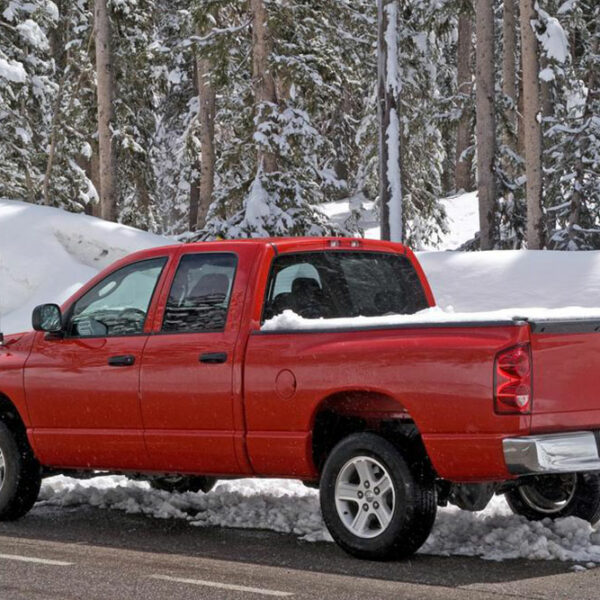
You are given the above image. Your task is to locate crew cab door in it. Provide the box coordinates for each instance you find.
[24,256,169,470]
[139,247,254,475]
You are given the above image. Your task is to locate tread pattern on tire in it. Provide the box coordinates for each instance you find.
[0,421,41,521]
[319,432,437,561]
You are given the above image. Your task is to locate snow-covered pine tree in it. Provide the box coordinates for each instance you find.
[0,0,57,203]
[541,1,599,249]
[201,0,378,239]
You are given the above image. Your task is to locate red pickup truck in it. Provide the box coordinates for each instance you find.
[1,237,600,560]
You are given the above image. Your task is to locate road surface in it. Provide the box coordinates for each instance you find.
[0,502,598,599]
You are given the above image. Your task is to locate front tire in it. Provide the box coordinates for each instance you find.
[320,433,436,560]
[505,473,600,524]
[0,421,41,521]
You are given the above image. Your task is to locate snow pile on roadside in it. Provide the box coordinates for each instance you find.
[38,476,600,563]
[0,200,169,333]
[38,476,330,542]
[262,305,600,332]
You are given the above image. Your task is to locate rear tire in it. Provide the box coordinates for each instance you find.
[505,473,600,524]
[0,421,41,521]
[320,433,436,560]
[150,475,217,494]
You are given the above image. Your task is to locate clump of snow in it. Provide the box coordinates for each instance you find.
[0,200,169,334]
[38,476,600,563]
[0,57,27,83]
[535,5,569,64]
[540,67,555,82]
[262,305,600,332]
[241,170,272,236]
[16,19,49,51]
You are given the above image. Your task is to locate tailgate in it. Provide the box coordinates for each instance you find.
[529,319,600,432]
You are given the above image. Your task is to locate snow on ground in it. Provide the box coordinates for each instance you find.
[0,199,169,333]
[39,475,600,564]
[3,198,600,565]
[319,191,479,251]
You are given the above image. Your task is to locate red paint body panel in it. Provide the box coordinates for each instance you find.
[24,334,150,469]
[243,325,531,481]
[139,243,262,475]
[530,331,600,433]
[1,237,599,484]
[0,331,36,428]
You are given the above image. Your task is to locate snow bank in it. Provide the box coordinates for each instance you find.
[0,200,169,334]
[419,249,600,312]
[38,476,600,564]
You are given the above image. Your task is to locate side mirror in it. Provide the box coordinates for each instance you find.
[32,304,63,333]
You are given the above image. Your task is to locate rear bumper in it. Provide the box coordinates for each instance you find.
[503,431,600,475]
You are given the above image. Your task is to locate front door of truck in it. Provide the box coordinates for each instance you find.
[24,256,168,470]
[140,249,249,475]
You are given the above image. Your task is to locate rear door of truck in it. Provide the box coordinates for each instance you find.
[139,243,260,475]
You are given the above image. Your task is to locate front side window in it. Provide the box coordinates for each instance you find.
[162,253,236,333]
[263,251,428,321]
[69,257,167,337]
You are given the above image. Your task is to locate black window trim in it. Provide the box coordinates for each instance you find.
[260,248,425,325]
[158,251,239,336]
[63,256,169,340]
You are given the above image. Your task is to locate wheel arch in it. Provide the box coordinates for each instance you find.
[0,392,31,452]
[310,389,429,475]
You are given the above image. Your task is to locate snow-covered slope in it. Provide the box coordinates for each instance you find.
[0,199,169,334]
[421,248,600,312]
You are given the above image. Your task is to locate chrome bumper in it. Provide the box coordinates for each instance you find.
[503,431,600,475]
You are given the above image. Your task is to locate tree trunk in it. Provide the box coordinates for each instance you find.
[377,0,402,243]
[519,0,544,248]
[94,0,117,222]
[502,0,518,149]
[455,7,473,192]
[475,0,497,249]
[250,0,277,174]
[195,24,216,230]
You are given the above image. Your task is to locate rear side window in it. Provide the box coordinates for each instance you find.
[263,251,428,321]
[162,253,236,333]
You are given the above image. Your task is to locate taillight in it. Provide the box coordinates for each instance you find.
[494,344,532,414]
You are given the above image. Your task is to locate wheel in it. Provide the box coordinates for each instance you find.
[505,473,600,523]
[150,475,217,494]
[319,432,437,560]
[0,421,41,521]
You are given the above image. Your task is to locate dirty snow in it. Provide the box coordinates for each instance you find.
[38,475,600,564]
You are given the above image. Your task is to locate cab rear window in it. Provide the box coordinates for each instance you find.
[263,251,428,321]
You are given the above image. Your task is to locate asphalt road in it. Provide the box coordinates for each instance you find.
[0,502,598,600]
